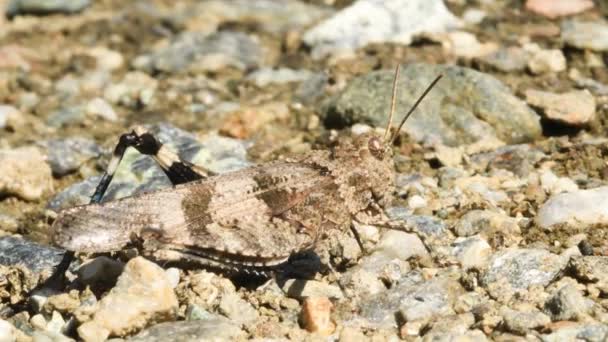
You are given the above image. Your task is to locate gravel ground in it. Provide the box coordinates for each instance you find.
[1,0,608,341]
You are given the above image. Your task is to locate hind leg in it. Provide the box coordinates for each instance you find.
[90,126,211,204]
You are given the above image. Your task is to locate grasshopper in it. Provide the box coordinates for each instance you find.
[51,66,441,275]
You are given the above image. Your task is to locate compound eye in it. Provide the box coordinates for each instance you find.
[368,136,384,159]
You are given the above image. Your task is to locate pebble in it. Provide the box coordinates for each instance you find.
[47,106,86,128]
[544,284,594,321]
[373,230,428,261]
[84,47,124,72]
[525,89,595,126]
[218,293,258,324]
[6,0,90,17]
[135,31,264,74]
[444,31,498,59]
[77,257,178,341]
[479,46,528,72]
[47,176,100,211]
[525,0,594,18]
[537,186,608,228]
[303,0,460,59]
[104,71,157,108]
[527,48,567,74]
[128,319,244,341]
[539,169,579,195]
[75,256,125,287]
[0,105,24,130]
[282,279,343,300]
[0,319,16,342]
[325,63,541,146]
[0,236,66,276]
[301,297,335,336]
[454,210,519,240]
[0,212,18,233]
[246,67,315,87]
[191,0,330,35]
[44,137,103,176]
[358,273,462,328]
[0,146,53,200]
[570,256,608,283]
[562,20,608,52]
[501,307,550,335]
[451,235,492,269]
[86,98,118,122]
[481,248,568,300]
[541,323,608,342]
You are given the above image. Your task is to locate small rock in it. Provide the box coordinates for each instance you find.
[479,47,528,72]
[0,146,52,200]
[47,106,86,128]
[570,256,608,283]
[374,230,428,261]
[539,169,578,195]
[525,89,595,126]
[0,319,16,342]
[454,210,521,247]
[0,105,24,130]
[324,64,541,146]
[136,31,264,74]
[164,268,180,289]
[545,284,594,321]
[562,20,608,52]
[47,176,100,211]
[6,0,90,17]
[128,319,244,341]
[525,0,594,18]
[537,186,608,228]
[303,0,460,59]
[246,67,315,87]
[541,323,608,342]
[44,138,103,176]
[104,72,157,108]
[282,279,343,300]
[75,256,124,287]
[451,235,492,269]
[84,47,124,71]
[527,48,567,74]
[0,236,65,276]
[0,213,18,233]
[77,257,178,341]
[444,31,498,59]
[301,297,335,336]
[86,98,118,122]
[481,248,568,300]
[501,307,550,335]
[218,293,258,324]
[357,273,463,328]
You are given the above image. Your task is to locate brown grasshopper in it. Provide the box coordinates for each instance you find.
[51,66,441,275]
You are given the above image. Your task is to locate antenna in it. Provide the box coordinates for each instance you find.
[390,74,443,145]
[383,64,401,141]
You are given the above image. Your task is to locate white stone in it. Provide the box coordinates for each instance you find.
[537,186,608,228]
[0,146,53,201]
[528,49,566,74]
[539,170,578,195]
[0,319,15,342]
[303,0,460,59]
[408,195,428,210]
[452,235,492,269]
[86,97,118,122]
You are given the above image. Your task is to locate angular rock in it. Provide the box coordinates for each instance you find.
[135,31,264,74]
[527,49,567,74]
[537,186,608,228]
[324,64,541,146]
[77,257,178,341]
[44,138,103,176]
[479,47,528,72]
[525,89,595,126]
[128,319,244,341]
[562,20,608,52]
[0,146,52,200]
[218,293,258,324]
[86,97,117,122]
[481,249,567,299]
[525,0,593,18]
[303,0,460,59]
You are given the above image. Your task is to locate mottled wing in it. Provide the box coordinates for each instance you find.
[52,161,332,262]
